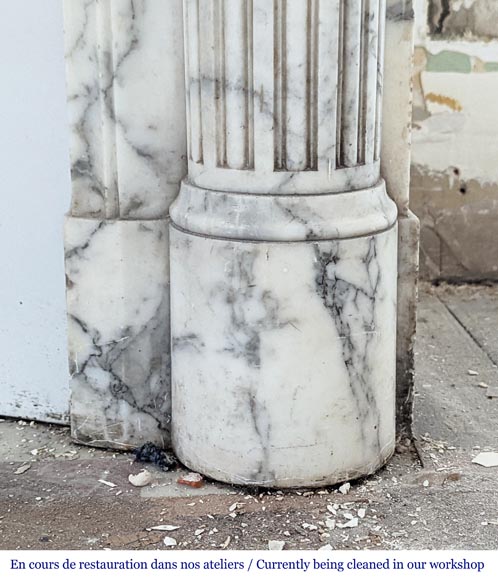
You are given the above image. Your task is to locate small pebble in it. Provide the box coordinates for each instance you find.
[268,540,285,551]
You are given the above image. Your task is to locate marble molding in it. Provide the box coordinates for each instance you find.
[66,218,170,448]
[170,0,399,486]
[63,0,186,448]
[396,211,420,437]
[64,0,187,220]
[383,0,419,437]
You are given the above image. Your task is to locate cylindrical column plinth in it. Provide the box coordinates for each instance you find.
[171,0,397,486]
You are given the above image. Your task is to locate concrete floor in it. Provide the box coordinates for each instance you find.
[1,283,497,550]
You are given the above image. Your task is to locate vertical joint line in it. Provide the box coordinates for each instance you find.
[336,0,345,168]
[306,0,312,170]
[282,0,287,171]
[96,0,120,218]
[358,0,368,165]
[306,0,319,171]
[375,0,386,161]
[184,0,193,163]
[312,0,319,171]
[215,0,227,167]
[274,0,287,171]
[246,0,255,169]
[195,0,204,164]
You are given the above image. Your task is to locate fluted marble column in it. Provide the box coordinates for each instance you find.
[170,0,398,487]
[63,0,186,449]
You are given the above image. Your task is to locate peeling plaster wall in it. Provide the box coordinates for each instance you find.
[412,0,498,280]
[428,0,498,40]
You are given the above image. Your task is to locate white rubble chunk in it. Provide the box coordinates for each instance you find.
[163,536,177,547]
[472,452,498,468]
[268,540,286,550]
[128,470,153,487]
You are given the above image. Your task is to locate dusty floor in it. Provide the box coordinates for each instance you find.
[1,283,497,551]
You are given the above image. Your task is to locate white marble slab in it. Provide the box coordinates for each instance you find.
[63,0,186,218]
[66,217,170,449]
[63,0,187,449]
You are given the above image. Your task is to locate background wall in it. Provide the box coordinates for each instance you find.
[0,0,71,422]
[412,0,498,280]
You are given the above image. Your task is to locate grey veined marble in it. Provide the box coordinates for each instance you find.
[170,0,398,486]
[66,218,171,449]
[64,0,186,219]
[63,0,186,448]
[171,223,397,487]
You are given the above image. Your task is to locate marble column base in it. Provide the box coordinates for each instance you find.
[170,182,398,487]
[65,216,171,450]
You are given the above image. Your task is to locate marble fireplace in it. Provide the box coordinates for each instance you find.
[63,0,419,487]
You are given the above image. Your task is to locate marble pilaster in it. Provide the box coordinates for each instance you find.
[63,0,186,449]
[170,0,398,487]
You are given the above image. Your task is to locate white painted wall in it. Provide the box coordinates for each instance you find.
[0,0,71,423]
